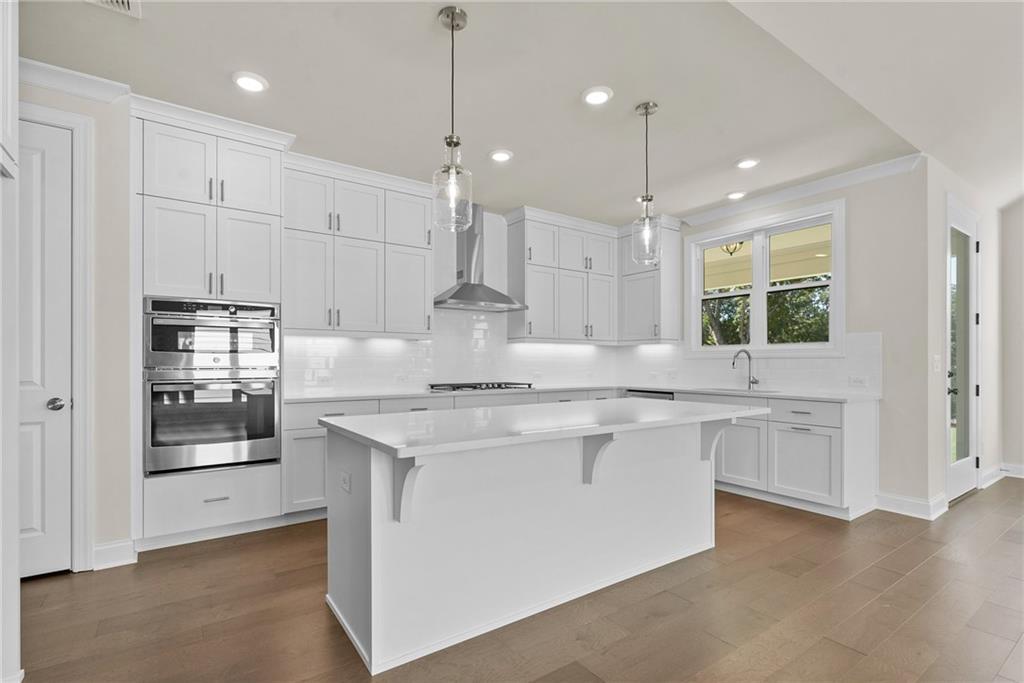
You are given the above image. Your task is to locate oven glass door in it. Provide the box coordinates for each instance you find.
[146,379,279,473]
[147,317,277,368]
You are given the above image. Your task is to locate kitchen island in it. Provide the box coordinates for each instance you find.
[319,398,769,674]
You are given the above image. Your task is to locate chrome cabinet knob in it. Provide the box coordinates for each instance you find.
[46,397,66,411]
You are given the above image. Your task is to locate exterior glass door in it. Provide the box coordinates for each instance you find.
[948,227,974,500]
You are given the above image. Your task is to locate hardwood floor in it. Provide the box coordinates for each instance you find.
[22,478,1024,682]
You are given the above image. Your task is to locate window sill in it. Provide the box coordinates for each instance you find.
[683,344,845,360]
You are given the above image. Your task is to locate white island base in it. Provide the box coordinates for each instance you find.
[320,398,768,674]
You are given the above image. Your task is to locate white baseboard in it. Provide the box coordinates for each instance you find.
[2,669,25,683]
[980,466,1006,489]
[1002,463,1024,478]
[715,482,873,521]
[876,491,947,520]
[133,508,326,553]
[92,539,138,571]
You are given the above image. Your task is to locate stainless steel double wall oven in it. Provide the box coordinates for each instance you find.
[144,297,280,475]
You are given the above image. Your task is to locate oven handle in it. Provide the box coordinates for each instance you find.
[151,317,278,330]
[152,382,274,392]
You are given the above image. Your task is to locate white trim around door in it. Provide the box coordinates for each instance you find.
[18,102,97,572]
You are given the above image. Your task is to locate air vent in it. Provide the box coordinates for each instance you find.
[84,0,141,19]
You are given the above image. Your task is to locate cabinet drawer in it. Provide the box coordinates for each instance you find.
[454,393,539,409]
[144,464,282,538]
[673,393,769,418]
[769,399,842,428]
[283,400,379,430]
[588,389,618,400]
[539,390,590,403]
[379,396,454,413]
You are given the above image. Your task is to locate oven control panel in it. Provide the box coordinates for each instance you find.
[146,297,277,319]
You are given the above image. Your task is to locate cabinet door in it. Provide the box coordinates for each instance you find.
[587,234,616,275]
[283,169,334,235]
[767,423,842,506]
[335,237,385,332]
[525,265,558,338]
[525,221,558,267]
[557,227,587,272]
[143,197,217,298]
[335,180,385,242]
[282,229,333,330]
[143,121,217,205]
[715,418,768,490]
[217,138,281,215]
[557,270,587,340]
[282,428,327,513]
[587,273,616,341]
[0,0,17,167]
[216,209,281,302]
[385,244,433,333]
[386,191,432,249]
[619,271,659,340]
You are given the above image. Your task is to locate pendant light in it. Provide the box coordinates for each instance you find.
[432,6,473,233]
[720,241,744,256]
[631,102,661,266]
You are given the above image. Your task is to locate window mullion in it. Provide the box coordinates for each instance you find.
[750,231,768,346]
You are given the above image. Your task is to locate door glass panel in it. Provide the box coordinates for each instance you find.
[150,382,276,447]
[769,223,832,287]
[949,229,970,464]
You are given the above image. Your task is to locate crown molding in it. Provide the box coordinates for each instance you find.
[20,58,130,103]
[504,206,619,236]
[682,153,925,227]
[283,152,432,197]
[130,95,296,151]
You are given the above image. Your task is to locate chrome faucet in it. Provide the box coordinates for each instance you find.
[731,349,760,391]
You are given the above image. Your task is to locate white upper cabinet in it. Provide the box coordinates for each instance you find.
[282,229,333,330]
[586,233,616,276]
[525,265,558,339]
[336,237,386,333]
[335,180,385,242]
[587,273,616,341]
[283,170,334,235]
[216,209,281,303]
[557,270,587,340]
[143,122,218,206]
[217,138,281,215]
[385,244,432,334]
[526,221,559,267]
[620,235,656,276]
[143,197,217,298]
[385,191,432,249]
[0,0,17,169]
[558,228,588,272]
[620,270,659,341]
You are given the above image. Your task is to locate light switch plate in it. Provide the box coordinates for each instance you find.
[340,470,352,494]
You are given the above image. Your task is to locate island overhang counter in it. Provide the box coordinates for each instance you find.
[319,397,769,674]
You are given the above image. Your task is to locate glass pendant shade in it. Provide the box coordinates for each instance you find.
[631,202,661,266]
[432,140,473,232]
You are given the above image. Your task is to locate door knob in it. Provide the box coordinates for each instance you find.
[46,397,66,411]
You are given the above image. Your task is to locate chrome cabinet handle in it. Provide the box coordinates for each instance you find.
[208,273,213,294]
[335,309,340,327]
[528,246,532,261]
[335,213,341,232]
[328,306,332,326]
[427,230,432,247]
[558,399,572,403]
[528,321,533,335]
[219,274,225,295]
[203,496,229,504]
[323,412,347,417]
[208,178,214,201]
[427,314,431,331]
[46,397,65,411]
[653,323,659,337]
[328,212,333,231]
[410,407,429,412]
[220,180,225,203]
[790,426,812,432]
[790,410,812,415]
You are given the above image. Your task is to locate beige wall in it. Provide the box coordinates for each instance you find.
[19,84,132,544]
[689,163,932,500]
[1001,197,1024,469]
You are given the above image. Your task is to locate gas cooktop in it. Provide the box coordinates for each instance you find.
[429,382,533,392]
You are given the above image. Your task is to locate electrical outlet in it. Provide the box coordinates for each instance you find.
[848,375,867,388]
[340,470,352,494]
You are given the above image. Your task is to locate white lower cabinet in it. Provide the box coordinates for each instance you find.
[454,393,539,409]
[715,418,768,490]
[143,464,282,538]
[378,396,454,413]
[767,422,843,507]
[282,428,328,513]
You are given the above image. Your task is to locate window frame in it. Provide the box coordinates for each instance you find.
[685,200,845,358]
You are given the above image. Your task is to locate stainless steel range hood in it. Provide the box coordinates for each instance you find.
[433,204,527,312]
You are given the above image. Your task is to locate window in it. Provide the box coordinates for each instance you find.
[688,202,844,355]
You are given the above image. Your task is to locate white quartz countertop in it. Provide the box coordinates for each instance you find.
[639,386,882,403]
[319,397,770,458]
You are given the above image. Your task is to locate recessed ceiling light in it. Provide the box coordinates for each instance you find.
[726,191,746,201]
[582,86,613,106]
[232,71,269,93]
[490,149,514,163]
[736,158,760,169]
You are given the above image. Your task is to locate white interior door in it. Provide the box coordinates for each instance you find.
[18,120,72,577]
[947,221,978,501]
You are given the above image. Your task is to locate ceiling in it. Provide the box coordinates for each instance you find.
[734,1,1024,209]
[19,2,921,225]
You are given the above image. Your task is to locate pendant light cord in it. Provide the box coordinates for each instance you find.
[644,110,649,197]
[450,19,455,137]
